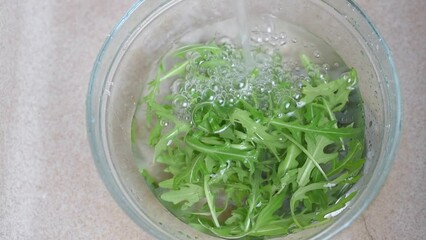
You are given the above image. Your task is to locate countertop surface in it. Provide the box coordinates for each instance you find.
[1,0,425,239]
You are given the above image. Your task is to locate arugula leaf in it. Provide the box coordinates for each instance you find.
[250,218,294,237]
[297,133,338,187]
[278,144,301,177]
[204,176,220,227]
[160,183,204,210]
[316,191,357,220]
[135,43,366,239]
[270,119,362,140]
[290,182,327,227]
[172,43,223,58]
[230,108,283,159]
[185,135,257,163]
[253,191,286,230]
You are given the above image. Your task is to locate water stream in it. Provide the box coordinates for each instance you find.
[235,0,254,68]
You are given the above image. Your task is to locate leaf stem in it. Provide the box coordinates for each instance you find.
[281,132,329,181]
[204,176,220,228]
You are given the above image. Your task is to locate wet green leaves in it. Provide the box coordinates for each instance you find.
[137,43,365,238]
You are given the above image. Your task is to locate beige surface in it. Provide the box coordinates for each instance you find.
[0,0,425,239]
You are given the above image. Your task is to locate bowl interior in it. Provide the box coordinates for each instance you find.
[87,0,401,239]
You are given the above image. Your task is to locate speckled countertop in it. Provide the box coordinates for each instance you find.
[1,0,425,239]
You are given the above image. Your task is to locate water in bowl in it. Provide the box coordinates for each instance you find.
[131,4,365,239]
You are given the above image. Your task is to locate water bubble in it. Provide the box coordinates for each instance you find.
[218,37,233,45]
[182,102,189,108]
[265,48,274,55]
[324,183,336,188]
[296,101,306,108]
[280,40,287,46]
[285,103,291,109]
[250,36,259,42]
[286,111,295,117]
[160,120,169,127]
[292,38,297,43]
[217,97,225,105]
[322,64,330,71]
[314,50,321,58]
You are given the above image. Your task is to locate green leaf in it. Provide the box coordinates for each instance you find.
[185,135,256,162]
[225,208,246,226]
[172,44,222,58]
[316,191,357,220]
[158,178,174,189]
[278,144,301,177]
[290,182,326,227]
[299,68,358,112]
[159,61,189,82]
[204,176,220,227]
[140,169,158,188]
[277,168,298,194]
[327,139,365,177]
[148,121,164,146]
[281,132,329,182]
[230,109,283,159]
[154,124,190,160]
[254,191,286,230]
[160,183,204,209]
[270,119,362,141]
[297,133,338,187]
[136,45,365,239]
[250,218,294,237]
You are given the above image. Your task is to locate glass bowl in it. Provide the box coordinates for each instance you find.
[86,0,402,239]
